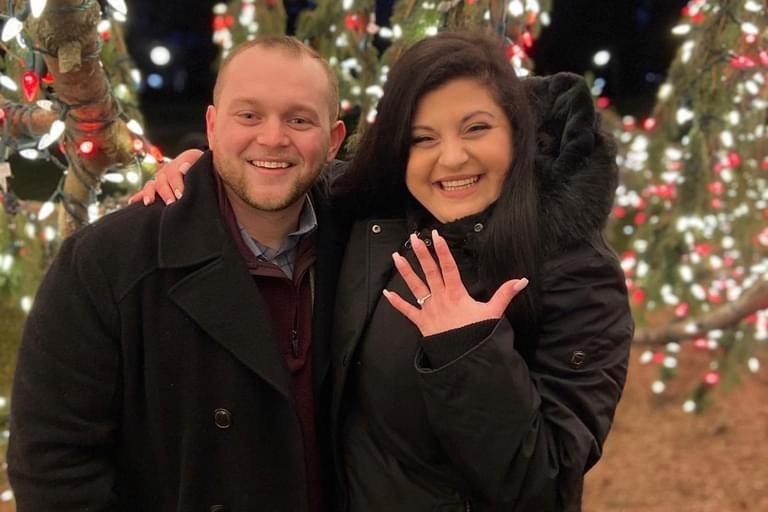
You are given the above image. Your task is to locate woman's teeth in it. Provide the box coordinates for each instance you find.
[440,176,479,190]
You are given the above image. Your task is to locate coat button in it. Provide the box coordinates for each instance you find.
[342,351,351,367]
[371,224,382,234]
[570,350,586,368]
[210,506,229,512]
[214,408,232,429]
[473,222,484,232]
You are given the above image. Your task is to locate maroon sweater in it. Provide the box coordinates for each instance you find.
[216,175,321,512]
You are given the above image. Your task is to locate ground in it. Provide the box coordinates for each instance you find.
[583,347,768,512]
[0,347,765,511]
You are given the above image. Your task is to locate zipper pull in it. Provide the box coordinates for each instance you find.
[291,330,299,358]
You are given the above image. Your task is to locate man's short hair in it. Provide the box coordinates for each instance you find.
[212,35,340,122]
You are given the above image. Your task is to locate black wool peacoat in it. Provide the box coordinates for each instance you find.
[8,152,347,512]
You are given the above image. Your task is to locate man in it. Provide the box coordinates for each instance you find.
[8,36,346,511]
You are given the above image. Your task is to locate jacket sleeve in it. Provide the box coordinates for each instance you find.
[8,231,121,511]
[414,242,633,510]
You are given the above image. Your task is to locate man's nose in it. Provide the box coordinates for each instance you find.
[437,139,470,169]
[256,118,290,147]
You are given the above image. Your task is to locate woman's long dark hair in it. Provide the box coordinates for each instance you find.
[335,31,542,352]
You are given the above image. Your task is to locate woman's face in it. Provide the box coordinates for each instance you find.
[405,78,513,223]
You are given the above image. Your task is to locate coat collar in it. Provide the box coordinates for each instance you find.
[156,152,294,400]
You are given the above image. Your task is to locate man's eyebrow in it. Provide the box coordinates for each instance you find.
[227,98,322,118]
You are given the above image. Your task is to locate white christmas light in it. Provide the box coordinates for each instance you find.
[1,17,23,42]
[0,74,18,91]
[107,0,128,15]
[150,46,171,66]
[663,356,677,369]
[103,173,125,184]
[741,22,759,35]
[212,3,227,14]
[0,489,12,502]
[508,0,524,17]
[425,25,438,36]
[651,380,666,394]
[0,254,13,273]
[657,83,673,100]
[98,20,112,33]
[19,149,40,160]
[639,350,653,364]
[682,400,696,413]
[43,226,56,241]
[748,357,760,373]
[126,119,145,136]
[30,0,48,18]
[20,296,33,314]
[38,119,66,150]
[126,171,140,184]
[38,201,55,221]
[745,1,763,13]
[36,99,53,111]
[671,24,691,35]
[592,50,611,67]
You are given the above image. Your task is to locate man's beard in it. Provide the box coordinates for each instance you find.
[214,153,320,212]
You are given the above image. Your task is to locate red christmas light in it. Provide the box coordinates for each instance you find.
[708,181,724,196]
[693,338,708,350]
[596,96,611,109]
[675,303,689,317]
[730,55,756,69]
[633,212,646,225]
[711,198,723,209]
[631,288,646,305]
[761,157,768,170]
[0,108,5,122]
[745,34,757,45]
[41,72,54,84]
[728,152,741,168]
[642,117,657,131]
[21,71,39,102]
[612,206,626,219]
[622,117,636,131]
[521,31,533,49]
[651,351,665,364]
[759,51,768,67]
[703,371,720,386]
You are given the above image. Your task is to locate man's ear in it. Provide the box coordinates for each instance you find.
[326,120,346,161]
[205,105,217,148]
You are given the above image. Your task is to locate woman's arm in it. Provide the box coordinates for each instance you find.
[394,239,632,510]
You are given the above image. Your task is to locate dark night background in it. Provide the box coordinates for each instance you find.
[123,0,688,153]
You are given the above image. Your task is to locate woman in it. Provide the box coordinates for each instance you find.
[136,32,632,511]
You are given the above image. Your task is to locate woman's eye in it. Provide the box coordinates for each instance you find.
[411,135,433,145]
[467,123,490,133]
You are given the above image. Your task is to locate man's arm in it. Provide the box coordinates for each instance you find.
[8,231,121,511]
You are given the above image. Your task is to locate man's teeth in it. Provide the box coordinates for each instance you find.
[251,160,290,169]
[440,176,479,190]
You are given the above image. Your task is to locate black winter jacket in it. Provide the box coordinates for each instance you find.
[330,73,634,511]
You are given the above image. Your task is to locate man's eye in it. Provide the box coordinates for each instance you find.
[238,112,257,120]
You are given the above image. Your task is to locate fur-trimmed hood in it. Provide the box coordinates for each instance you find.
[524,72,619,256]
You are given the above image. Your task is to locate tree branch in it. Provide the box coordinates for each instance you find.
[634,279,768,345]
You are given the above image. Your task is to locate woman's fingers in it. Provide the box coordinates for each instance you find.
[392,252,431,305]
[487,278,529,315]
[382,289,421,327]
[410,234,444,294]
[431,230,463,298]
[154,172,176,204]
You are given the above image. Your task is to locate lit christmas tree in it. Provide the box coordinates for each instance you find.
[607,0,767,410]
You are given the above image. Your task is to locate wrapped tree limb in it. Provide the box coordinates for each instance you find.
[24,0,135,237]
[634,280,768,346]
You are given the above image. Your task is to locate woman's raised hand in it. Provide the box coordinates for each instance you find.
[128,149,204,205]
[383,230,528,337]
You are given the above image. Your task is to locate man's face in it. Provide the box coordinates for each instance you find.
[206,46,345,213]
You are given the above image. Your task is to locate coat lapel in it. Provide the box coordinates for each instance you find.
[158,152,292,401]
